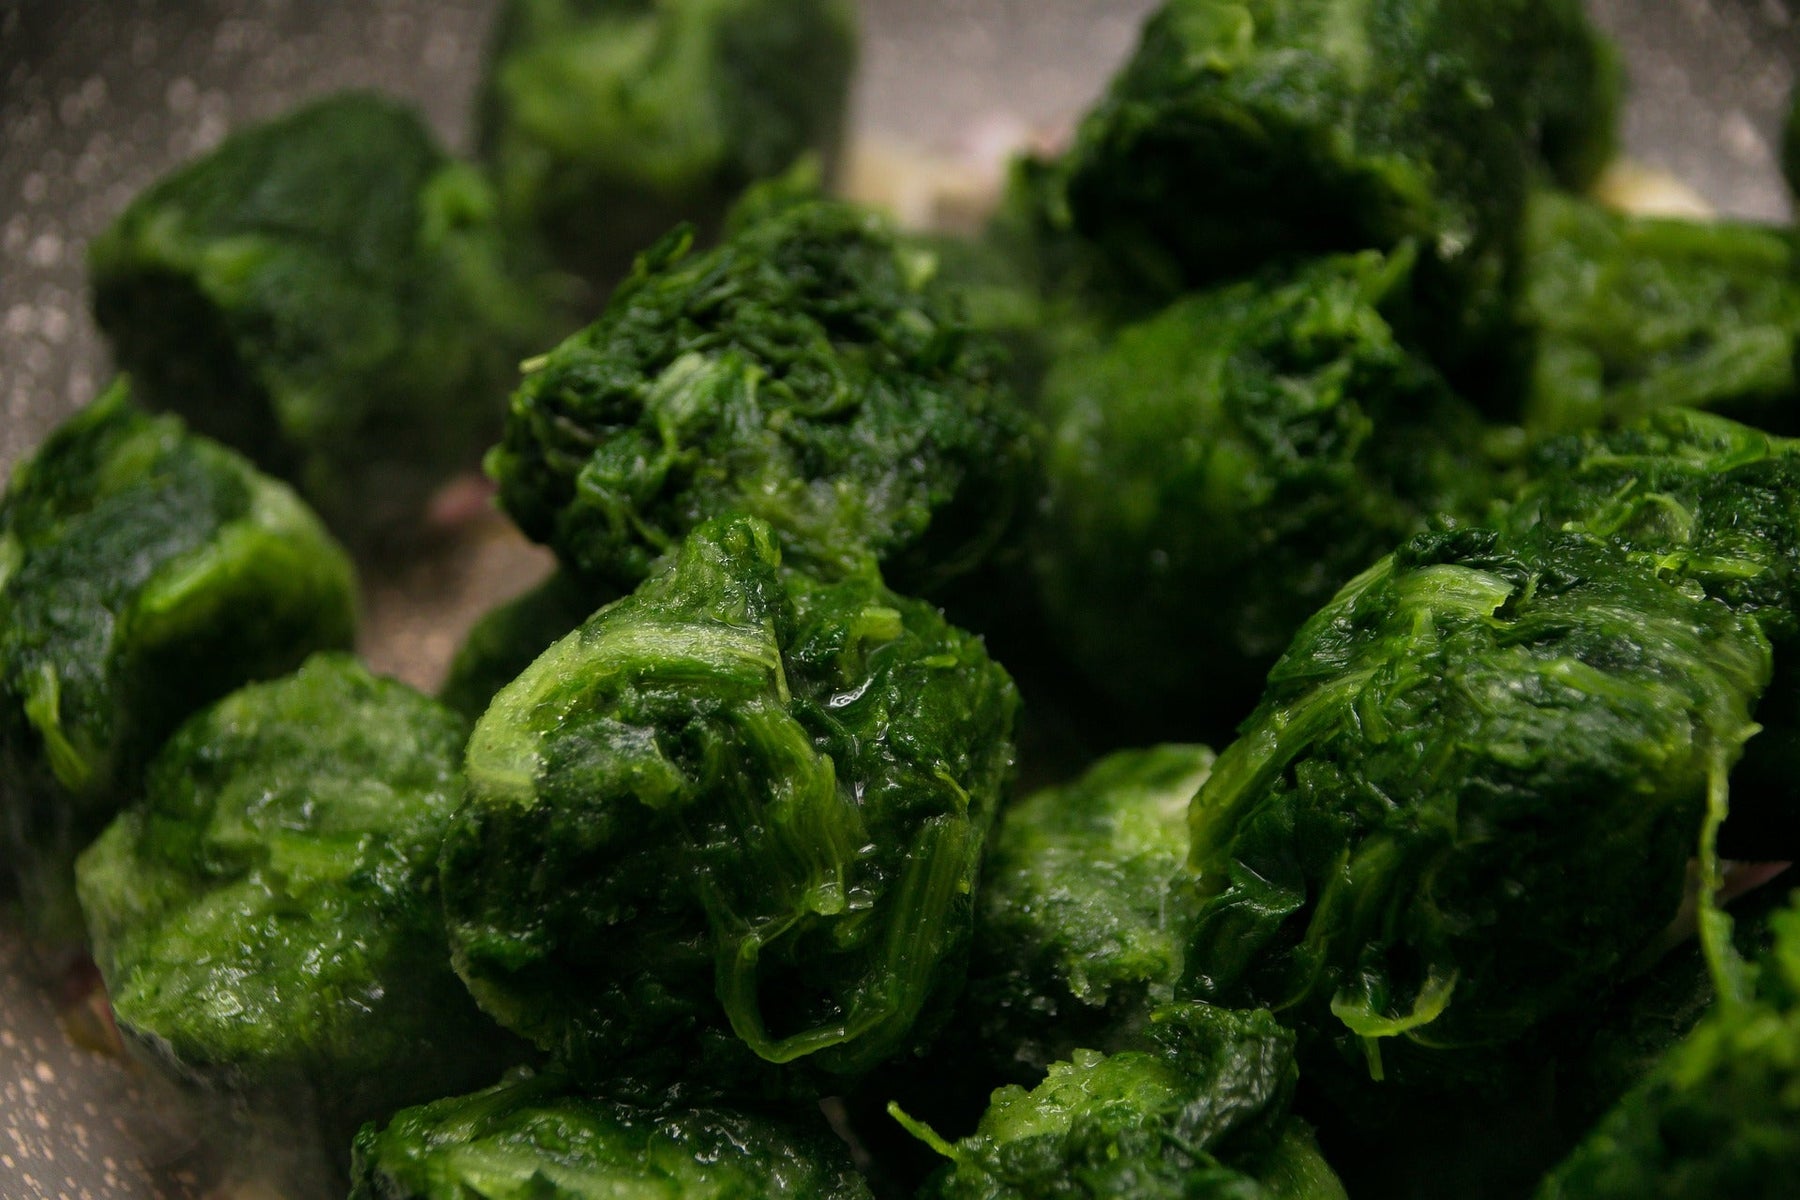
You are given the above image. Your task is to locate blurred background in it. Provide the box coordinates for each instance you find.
[0,2,1797,1197]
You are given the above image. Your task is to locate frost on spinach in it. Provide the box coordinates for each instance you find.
[1182,525,1771,1089]
[75,655,525,1153]
[0,383,355,942]
[89,91,563,536]
[350,1070,872,1200]
[441,515,1019,1085]
[476,0,858,288]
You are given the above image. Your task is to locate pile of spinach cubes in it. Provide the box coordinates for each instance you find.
[5,1,1800,1196]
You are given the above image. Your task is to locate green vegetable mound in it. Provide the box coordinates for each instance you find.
[966,744,1215,1077]
[1033,250,1493,733]
[1054,0,1616,379]
[0,383,356,941]
[1183,525,1771,1087]
[351,1070,873,1200]
[1518,191,1800,436]
[477,0,858,286]
[1537,889,1800,1198]
[442,514,1019,1083]
[76,655,523,1146]
[488,200,1036,595]
[89,91,561,535]
[1503,409,1800,859]
[1059,0,1506,359]
[905,1003,1346,1200]
[1505,409,1800,629]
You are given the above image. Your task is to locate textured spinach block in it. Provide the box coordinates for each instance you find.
[89,91,562,536]
[75,655,525,1151]
[899,1003,1346,1200]
[1033,250,1496,736]
[1536,887,1800,1199]
[441,515,1019,1084]
[439,571,614,721]
[489,199,1036,596]
[477,0,857,287]
[1519,191,1800,436]
[1504,409,1800,631]
[0,383,356,942]
[351,1070,872,1199]
[965,744,1215,1079]
[1504,409,1800,858]
[1182,525,1771,1090]
[1057,0,1615,369]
